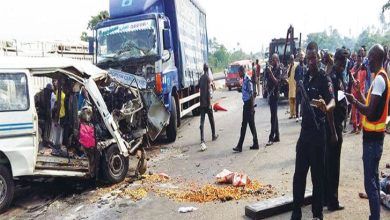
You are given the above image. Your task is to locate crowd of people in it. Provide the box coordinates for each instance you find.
[35,78,99,177]
[198,42,390,220]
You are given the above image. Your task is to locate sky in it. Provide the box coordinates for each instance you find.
[0,0,388,53]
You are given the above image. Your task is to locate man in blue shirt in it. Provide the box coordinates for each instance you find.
[233,66,259,152]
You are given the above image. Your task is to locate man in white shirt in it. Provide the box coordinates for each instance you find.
[346,44,389,220]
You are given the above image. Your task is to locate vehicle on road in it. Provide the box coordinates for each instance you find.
[0,57,169,213]
[94,0,208,142]
[225,60,253,91]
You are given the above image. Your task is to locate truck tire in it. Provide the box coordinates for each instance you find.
[166,96,177,142]
[192,107,200,116]
[101,145,129,184]
[0,165,14,213]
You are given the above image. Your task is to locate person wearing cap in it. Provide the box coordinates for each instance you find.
[233,65,259,152]
[323,48,349,212]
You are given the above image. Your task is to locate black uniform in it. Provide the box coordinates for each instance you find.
[292,68,334,220]
[265,65,282,142]
[324,67,347,208]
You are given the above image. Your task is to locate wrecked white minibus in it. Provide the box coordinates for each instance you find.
[0,57,169,212]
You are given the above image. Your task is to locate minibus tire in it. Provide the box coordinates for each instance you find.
[101,145,129,184]
[166,96,177,142]
[0,165,14,213]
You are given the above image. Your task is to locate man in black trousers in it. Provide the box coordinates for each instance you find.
[265,54,282,146]
[291,42,336,220]
[324,48,350,212]
[199,64,218,151]
[233,65,259,152]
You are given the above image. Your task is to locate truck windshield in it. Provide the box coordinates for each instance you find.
[97,19,158,62]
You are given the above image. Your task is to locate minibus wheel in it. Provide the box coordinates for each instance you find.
[0,165,14,213]
[101,145,129,184]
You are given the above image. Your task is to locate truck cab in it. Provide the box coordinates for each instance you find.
[94,0,208,142]
[0,57,168,213]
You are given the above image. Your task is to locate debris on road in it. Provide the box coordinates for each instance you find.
[124,188,148,201]
[156,180,275,203]
[178,206,198,213]
[232,173,250,187]
[90,173,275,206]
[74,205,84,212]
[156,173,170,180]
[215,169,251,187]
[216,169,234,183]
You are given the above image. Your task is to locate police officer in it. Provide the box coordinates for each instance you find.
[265,54,282,146]
[233,65,259,152]
[291,42,336,220]
[324,48,349,212]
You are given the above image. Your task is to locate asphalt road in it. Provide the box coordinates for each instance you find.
[3,87,390,220]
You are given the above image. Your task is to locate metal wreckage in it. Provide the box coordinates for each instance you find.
[0,57,170,212]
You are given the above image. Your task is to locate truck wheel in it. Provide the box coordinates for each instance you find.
[101,145,129,184]
[192,107,200,116]
[166,96,177,142]
[0,165,14,213]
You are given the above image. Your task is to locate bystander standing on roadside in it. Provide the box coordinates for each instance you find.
[346,44,390,220]
[350,48,367,133]
[256,59,261,97]
[323,52,334,76]
[294,51,306,122]
[252,62,257,97]
[199,64,219,151]
[288,55,297,119]
[384,46,390,75]
[265,54,282,146]
[233,65,259,152]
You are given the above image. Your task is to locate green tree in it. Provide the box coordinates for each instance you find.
[306,28,348,52]
[383,0,390,12]
[87,10,109,30]
[208,38,231,72]
[80,10,110,41]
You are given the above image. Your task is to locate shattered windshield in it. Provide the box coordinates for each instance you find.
[97,19,158,62]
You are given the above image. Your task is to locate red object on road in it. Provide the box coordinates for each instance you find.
[213,103,227,112]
